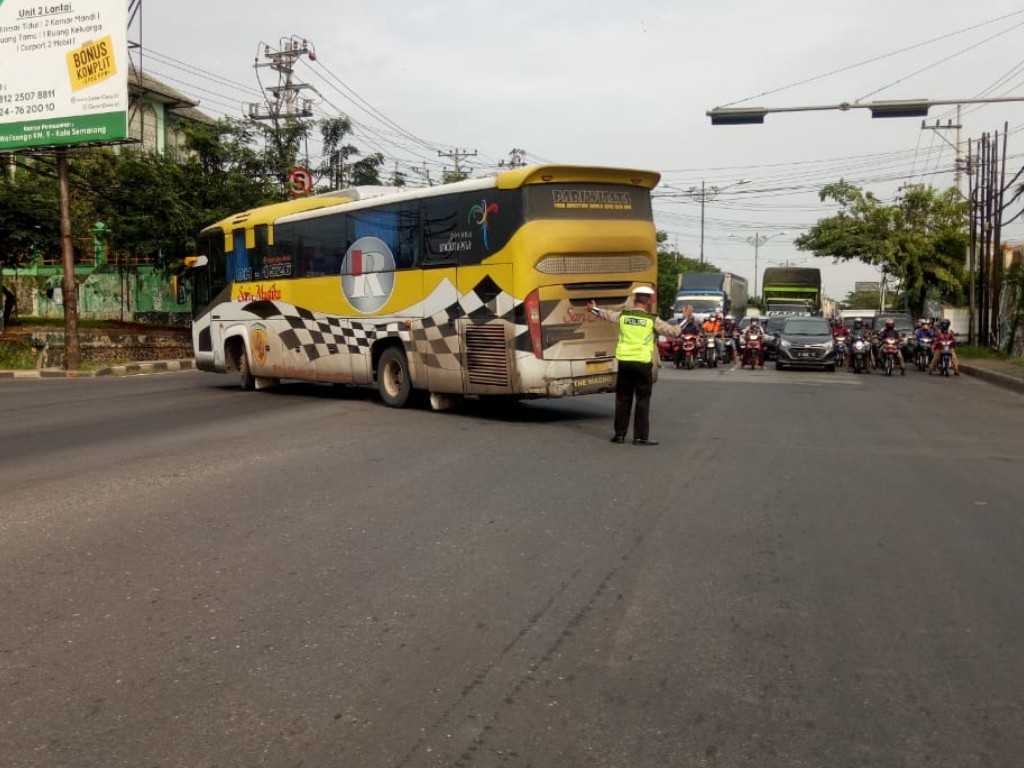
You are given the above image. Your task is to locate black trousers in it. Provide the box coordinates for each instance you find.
[613,360,654,440]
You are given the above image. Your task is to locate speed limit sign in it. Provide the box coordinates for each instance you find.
[287,166,313,196]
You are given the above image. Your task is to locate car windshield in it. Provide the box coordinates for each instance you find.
[673,299,720,314]
[886,318,913,333]
[782,318,831,336]
[842,316,874,329]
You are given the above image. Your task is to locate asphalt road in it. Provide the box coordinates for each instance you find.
[1,364,1022,768]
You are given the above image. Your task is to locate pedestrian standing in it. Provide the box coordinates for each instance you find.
[588,286,680,446]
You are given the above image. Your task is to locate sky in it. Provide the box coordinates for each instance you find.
[141,0,1024,301]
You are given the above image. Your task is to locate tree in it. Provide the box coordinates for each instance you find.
[795,181,968,317]
[0,159,61,267]
[318,116,358,189]
[351,152,384,185]
[841,290,885,310]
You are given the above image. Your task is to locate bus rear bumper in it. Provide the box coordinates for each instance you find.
[518,358,618,397]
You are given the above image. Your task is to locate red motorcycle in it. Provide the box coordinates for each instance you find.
[742,334,763,369]
[673,333,700,370]
[880,336,902,376]
[935,338,955,376]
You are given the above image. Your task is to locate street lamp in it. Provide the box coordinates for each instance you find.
[730,231,788,297]
[706,97,1024,125]
[685,179,750,267]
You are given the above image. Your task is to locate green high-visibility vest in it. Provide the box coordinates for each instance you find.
[616,310,655,363]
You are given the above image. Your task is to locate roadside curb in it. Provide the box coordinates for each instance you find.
[959,363,1024,396]
[0,359,196,380]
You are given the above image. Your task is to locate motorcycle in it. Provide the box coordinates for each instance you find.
[914,338,931,371]
[880,336,901,376]
[701,334,718,368]
[742,334,762,369]
[673,333,699,370]
[833,334,847,369]
[723,333,740,364]
[935,338,954,376]
[849,337,870,374]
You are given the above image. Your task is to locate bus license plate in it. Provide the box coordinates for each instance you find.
[586,361,612,374]
[576,374,614,388]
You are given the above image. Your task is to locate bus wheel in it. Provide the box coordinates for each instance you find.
[377,347,412,408]
[239,347,256,391]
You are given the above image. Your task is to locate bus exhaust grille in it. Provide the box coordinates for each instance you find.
[465,325,510,387]
[535,254,651,275]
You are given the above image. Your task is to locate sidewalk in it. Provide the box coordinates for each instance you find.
[958,358,1024,396]
[0,359,196,379]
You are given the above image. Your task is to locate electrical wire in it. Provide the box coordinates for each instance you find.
[716,8,1024,108]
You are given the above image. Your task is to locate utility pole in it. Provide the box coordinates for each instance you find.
[685,179,750,268]
[921,108,964,196]
[248,37,316,184]
[248,37,316,124]
[499,148,527,169]
[438,148,477,181]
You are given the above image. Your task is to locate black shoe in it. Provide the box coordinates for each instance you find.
[633,438,659,446]
[610,435,625,444]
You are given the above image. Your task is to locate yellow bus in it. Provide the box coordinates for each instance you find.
[184,164,661,409]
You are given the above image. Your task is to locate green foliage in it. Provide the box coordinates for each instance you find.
[0,160,61,267]
[317,116,358,189]
[842,291,885,310]
[351,152,385,186]
[795,181,968,317]
[0,337,34,369]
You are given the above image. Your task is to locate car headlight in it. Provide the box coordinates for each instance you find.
[779,338,791,349]
[658,335,666,342]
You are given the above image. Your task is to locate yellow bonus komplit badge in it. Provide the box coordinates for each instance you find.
[66,35,117,91]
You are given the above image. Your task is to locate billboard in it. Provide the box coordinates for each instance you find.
[854,281,881,294]
[0,0,128,151]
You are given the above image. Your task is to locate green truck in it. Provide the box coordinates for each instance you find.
[761,267,822,315]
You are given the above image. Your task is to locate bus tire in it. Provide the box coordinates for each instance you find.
[377,346,412,408]
[239,347,256,391]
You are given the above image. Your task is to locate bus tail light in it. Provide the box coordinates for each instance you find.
[524,289,544,359]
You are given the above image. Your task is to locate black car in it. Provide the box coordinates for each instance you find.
[773,315,838,371]
[761,315,791,361]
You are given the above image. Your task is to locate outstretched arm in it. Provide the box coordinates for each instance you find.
[587,300,621,323]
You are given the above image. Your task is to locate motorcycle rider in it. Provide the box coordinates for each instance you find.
[914,319,935,367]
[721,314,740,362]
[677,305,702,336]
[672,305,702,367]
[875,317,906,375]
[846,318,874,372]
[742,316,766,368]
[928,318,960,375]
[701,313,723,364]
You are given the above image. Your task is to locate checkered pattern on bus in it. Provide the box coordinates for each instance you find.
[241,277,527,368]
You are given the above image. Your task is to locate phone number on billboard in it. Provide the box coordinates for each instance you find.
[0,89,56,104]
[0,102,56,117]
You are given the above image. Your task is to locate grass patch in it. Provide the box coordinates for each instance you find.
[0,338,37,370]
[958,345,1024,366]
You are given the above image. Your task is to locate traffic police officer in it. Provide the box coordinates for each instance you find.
[588,286,680,446]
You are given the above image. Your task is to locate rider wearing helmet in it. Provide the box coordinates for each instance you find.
[721,315,739,362]
[928,318,960,375]
[846,318,873,372]
[876,317,906,375]
[743,317,765,367]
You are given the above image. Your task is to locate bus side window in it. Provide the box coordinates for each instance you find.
[228,228,251,282]
[253,224,270,279]
[421,197,460,268]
